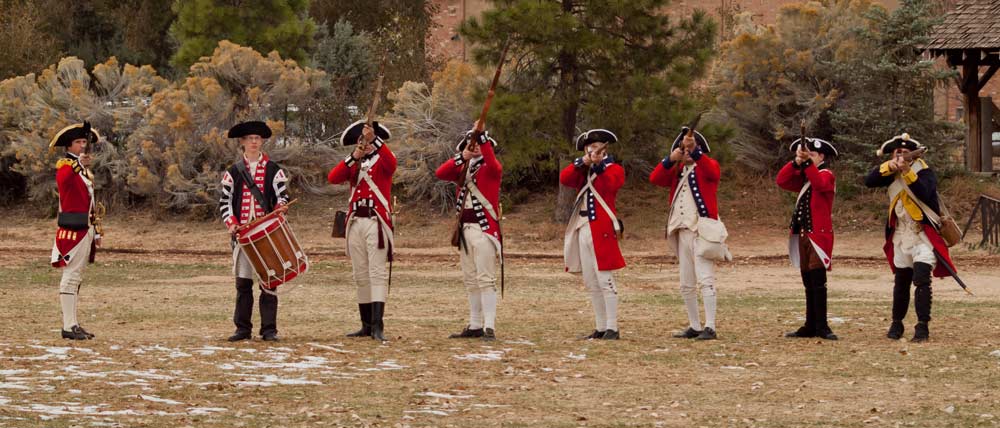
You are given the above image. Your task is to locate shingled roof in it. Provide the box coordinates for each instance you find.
[925,0,1000,51]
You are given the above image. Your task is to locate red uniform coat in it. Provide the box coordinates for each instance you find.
[776,160,836,270]
[435,139,503,244]
[560,157,626,271]
[648,150,721,219]
[327,138,397,229]
[51,154,93,267]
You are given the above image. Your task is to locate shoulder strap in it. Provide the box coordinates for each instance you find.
[235,162,273,213]
[895,176,941,227]
[466,180,498,220]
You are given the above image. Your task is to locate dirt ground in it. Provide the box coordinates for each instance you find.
[2,197,1000,427]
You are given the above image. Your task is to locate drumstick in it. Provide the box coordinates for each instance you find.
[235,199,300,234]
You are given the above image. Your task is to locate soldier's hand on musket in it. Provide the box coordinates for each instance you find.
[462,143,479,161]
[362,124,376,145]
[669,147,685,162]
[807,149,823,166]
[794,146,809,165]
[94,236,101,248]
[227,223,238,235]
[80,153,93,168]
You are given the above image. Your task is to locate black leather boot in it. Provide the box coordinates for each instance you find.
[230,278,254,341]
[887,321,904,340]
[347,303,373,337]
[912,262,933,342]
[370,301,386,341]
[811,269,837,340]
[786,270,816,338]
[259,289,278,341]
[891,267,914,324]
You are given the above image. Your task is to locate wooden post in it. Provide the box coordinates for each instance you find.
[982,97,994,172]
[963,51,982,172]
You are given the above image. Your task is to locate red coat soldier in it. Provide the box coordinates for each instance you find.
[776,136,839,340]
[435,125,503,341]
[561,129,625,340]
[50,122,102,340]
[649,127,723,340]
[328,120,396,342]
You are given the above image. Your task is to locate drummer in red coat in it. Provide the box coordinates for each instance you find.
[435,122,503,341]
[649,127,723,341]
[50,122,103,340]
[864,133,955,342]
[218,121,290,342]
[328,120,396,342]
[561,129,626,340]
[776,136,839,340]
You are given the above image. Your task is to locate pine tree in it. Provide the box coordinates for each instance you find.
[169,0,316,72]
[461,0,717,221]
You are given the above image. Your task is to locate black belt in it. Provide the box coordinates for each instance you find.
[354,206,376,218]
[579,210,590,217]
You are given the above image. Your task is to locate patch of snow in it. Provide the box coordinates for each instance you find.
[307,343,354,353]
[453,351,504,362]
[721,366,746,370]
[138,395,183,405]
[404,409,451,416]
[122,370,174,381]
[566,352,586,361]
[187,407,227,415]
[0,370,28,376]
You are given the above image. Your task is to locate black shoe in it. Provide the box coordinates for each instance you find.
[227,331,251,342]
[482,328,496,341]
[61,325,90,340]
[695,327,717,340]
[261,333,279,342]
[911,322,929,342]
[673,327,702,339]
[580,330,605,340]
[785,326,816,338]
[601,329,620,340]
[886,321,904,340]
[347,304,373,337]
[76,325,96,339]
[450,326,484,338]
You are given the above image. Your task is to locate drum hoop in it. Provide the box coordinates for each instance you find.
[236,215,285,244]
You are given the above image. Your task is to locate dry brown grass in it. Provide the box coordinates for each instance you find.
[2,249,1000,427]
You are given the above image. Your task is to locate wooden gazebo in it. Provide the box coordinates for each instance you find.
[925,0,1000,172]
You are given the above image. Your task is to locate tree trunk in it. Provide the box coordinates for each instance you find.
[553,0,579,224]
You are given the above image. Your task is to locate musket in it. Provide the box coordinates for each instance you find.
[934,250,973,295]
[454,40,510,254]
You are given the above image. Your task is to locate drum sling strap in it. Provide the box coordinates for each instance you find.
[236,162,273,215]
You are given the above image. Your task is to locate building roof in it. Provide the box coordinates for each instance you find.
[926,0,1000,51]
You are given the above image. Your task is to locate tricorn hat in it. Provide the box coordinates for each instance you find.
[49,122,101,148]
[877,133,924,156]
[790,137,838,157]
[340,120,391,146]
[456,129,497,152]
[670,127,710,153]
[227,121,272,139]
[575,129,618,151]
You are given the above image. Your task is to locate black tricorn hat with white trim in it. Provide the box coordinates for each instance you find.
[340,120,391,146]
[877,133,924,156]
[456,129,497,152]
[670,127,711,153]
[574,129,618,151]
[227,121,272,139]
[49,122,101,148]
[790,137,838,157]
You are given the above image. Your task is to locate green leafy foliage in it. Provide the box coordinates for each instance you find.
[170,0,317,72]
[714,0,961,192]
[459,0,718,189]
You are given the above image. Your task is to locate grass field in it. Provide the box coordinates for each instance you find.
[2,247,1000,427]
